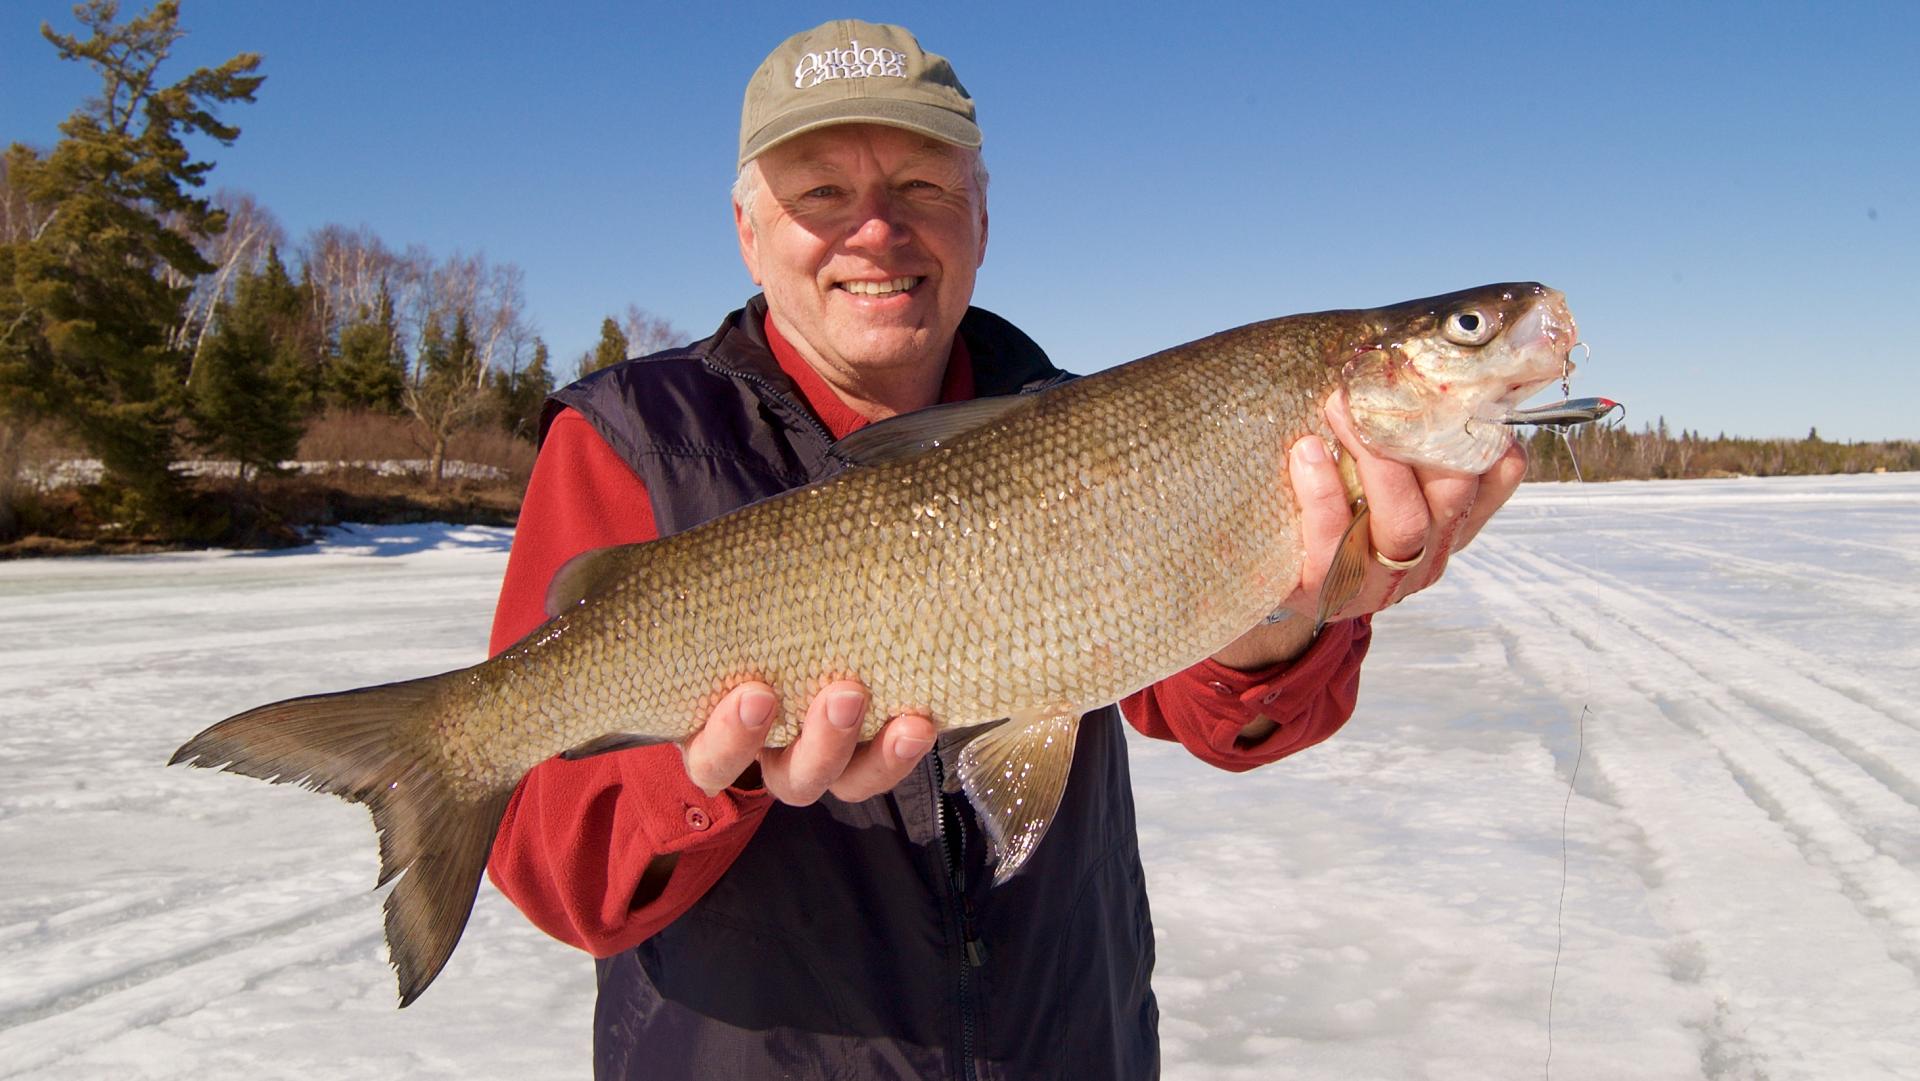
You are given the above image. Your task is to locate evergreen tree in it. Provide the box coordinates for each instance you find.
[403,312,490,484]
[189,256,302,482]
[576,316,629,380]
[327,284,406,412]
[490,337,552,441]
[0,1,262,526]
[250,245,321,414]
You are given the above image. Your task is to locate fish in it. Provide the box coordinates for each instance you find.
[170,281,1579,1005]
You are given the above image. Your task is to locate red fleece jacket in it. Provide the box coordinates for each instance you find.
[484,325,1371,958]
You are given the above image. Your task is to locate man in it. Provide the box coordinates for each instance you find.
[486,20,1525,1079]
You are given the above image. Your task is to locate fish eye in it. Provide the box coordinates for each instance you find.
[1443,309,1497,346]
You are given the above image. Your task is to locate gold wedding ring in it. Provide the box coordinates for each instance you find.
[1373,547,1426,571]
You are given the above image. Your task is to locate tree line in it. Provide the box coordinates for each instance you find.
[1522,420,1918,482]
[0,1,681,543]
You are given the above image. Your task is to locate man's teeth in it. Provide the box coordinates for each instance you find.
[840,276,920,297]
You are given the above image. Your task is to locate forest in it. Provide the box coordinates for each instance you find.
[0,2,680,554]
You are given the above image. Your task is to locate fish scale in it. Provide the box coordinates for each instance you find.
[171,282,1578,1006]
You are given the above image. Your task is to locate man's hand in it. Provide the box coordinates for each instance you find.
[680,682,937,804]
[1212,390,1529,671]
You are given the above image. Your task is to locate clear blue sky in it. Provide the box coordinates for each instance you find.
[4,0,1915,441]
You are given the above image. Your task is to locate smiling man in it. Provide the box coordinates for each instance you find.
[484,19,1525,1081]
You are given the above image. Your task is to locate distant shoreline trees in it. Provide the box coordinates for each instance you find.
[1522,421,1919,482]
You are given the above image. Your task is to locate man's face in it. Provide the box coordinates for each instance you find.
[735,124,988,390]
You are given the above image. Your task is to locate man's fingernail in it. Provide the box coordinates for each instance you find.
[1296,437,1328,464]
[738,690,777,730]
[893,733,935,761]
[827,690,866,730]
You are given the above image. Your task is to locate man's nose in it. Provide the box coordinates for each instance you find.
[844,189,906,249]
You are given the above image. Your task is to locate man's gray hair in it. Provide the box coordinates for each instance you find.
[733,149,990,227]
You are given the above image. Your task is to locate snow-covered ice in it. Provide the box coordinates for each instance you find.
[2,476,1917,1079]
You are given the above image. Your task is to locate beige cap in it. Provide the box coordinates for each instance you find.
[738,20,980,168]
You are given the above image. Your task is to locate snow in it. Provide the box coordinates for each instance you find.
[3,476,1917,1080]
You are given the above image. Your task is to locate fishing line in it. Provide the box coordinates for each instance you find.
[1528,341,1610,1081]
[1545,704,1588,1080]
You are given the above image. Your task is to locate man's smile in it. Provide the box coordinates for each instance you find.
[835,275,924,297]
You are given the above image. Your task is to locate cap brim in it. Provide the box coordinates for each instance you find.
[740,98,981,167]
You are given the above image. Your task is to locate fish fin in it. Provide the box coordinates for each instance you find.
[954,709,1082,884]
[829,395,1037,467]
[1316,500,1372,634]
[1335,449,1365,505]
[545,544,643,618]
[169,672,507,1008]
[935,721,1005,794]
[559,732,669,760]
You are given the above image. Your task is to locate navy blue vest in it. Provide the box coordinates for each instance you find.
[549,297,1159,1080]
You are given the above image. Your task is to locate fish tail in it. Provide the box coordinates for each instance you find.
[168,671,510,1007]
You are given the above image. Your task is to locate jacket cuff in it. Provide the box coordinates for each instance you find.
[1180,615,1372,766]
[1196,614,1367,703]
[623,749,773,853]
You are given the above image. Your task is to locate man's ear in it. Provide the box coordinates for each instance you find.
[734,192,762,286]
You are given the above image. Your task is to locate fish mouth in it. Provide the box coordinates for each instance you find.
[1480,289,1580,418]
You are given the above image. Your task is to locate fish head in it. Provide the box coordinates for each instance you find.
[1338,282,1578,473]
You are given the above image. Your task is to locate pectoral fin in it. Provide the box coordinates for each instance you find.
[954,709,1082,884]
[1315,500,1372,635]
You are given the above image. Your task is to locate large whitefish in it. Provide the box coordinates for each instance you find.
[1,474,1917,1079]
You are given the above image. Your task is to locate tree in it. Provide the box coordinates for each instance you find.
[189,251,303,482]
[577,316,628,380]
[393,252,528,483]
[327,283,406,412]
[0,0,262,527]
[404,312,491,485]
[171,188,284,363]
[491,336,552,440]
[0,152,58,539]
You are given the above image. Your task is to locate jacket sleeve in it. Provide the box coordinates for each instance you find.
[1119,616,1371,772]
[485,408,773,958]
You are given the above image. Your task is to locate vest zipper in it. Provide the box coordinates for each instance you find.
[698,358,837,450]
[930,753,984,1081]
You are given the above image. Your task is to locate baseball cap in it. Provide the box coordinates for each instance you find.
[738,20,980,168]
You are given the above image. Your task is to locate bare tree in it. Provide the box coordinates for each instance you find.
[622,304,685,358]
[397,251,529,484]
[167,189,285,374]
[0,150,57,246]
[301,224,418,341]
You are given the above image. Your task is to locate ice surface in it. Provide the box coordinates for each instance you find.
[2,477,1917,1079]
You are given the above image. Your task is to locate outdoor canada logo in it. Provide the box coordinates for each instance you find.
[793,39,908,89]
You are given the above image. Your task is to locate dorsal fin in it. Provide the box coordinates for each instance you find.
[545,544,643,619]
[829,395,1038,467]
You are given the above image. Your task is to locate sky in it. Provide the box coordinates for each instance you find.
[2,0,1916,441]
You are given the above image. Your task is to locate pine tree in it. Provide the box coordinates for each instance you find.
[491,337,552,440]
[327,284,406,412]
[403,312,490,485]
[0,1,263,527]
[576,317,629,380]
[189,256,302,483]
[250,246,320,414]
